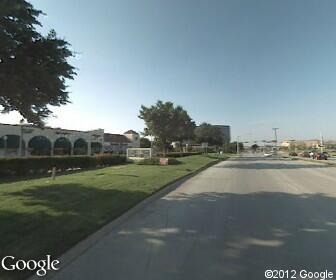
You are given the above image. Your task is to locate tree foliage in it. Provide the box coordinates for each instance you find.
[251,144,259,151]
[0,0,76,125]
[139,101,195,153]
[140,137,151,148]
[194,122,223,146]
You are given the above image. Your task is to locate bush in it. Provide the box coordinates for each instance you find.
[0,154,126,177]
[137,157,181,165]
[137,157,160,165]
[167,158,181,165]
[289,152,298,156]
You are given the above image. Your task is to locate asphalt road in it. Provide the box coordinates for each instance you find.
[51,156,336,280]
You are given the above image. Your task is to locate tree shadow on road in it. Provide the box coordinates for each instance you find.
[215,162,330,170]
[105,191,336,280]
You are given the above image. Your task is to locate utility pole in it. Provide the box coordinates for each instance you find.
[320,131,324,153]
[236,133,251,155]
[262,140,266,153]
[237,136,240,155]
[272,128,279,154]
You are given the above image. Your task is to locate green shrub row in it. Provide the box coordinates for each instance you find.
[137,157,181,165]
[0,155,126,177]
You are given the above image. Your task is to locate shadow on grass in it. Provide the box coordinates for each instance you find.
[0,163,130,185]
[95,173,139,177]
[0,184,148,280]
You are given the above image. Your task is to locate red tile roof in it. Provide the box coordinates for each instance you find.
[104,133,130,143]
[124,130,138,135]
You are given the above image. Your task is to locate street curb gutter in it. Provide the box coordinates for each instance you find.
[28,157,226,280]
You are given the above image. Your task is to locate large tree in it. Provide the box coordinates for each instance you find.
[139,100,195,154]
[140,137,151,148]
[194,122,223,146]
[251,143,259,152]
[0,0,76,125]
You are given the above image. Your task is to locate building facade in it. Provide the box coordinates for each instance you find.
[0,123,104,157]
[0,124,141,157]
[213,125,231,144]
[123,130,141,148]
[280,139,320,149]
[103,130,140,154]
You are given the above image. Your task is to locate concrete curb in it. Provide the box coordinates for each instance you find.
[28,157,226,280]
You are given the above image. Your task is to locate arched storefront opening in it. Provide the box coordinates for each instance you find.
[28,136,52,156]
[74,138,88,155]
[54,137,72,155]
[91,142,102,155]
[0,135,25,156]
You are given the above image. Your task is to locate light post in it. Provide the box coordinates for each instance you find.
[320,131,324,153]
[262,140,266,153]
[272,128,279,154]
[236,133,252,155]
[237,136,240,155]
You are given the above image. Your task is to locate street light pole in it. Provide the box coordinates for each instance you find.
[272,128,279,145]
[237,138,239,155]
[320,131,324,153]
[236,133,252,155]
[272,128,279,154]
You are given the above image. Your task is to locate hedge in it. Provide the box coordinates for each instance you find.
[158,152,202,158]
[0,154,126,177]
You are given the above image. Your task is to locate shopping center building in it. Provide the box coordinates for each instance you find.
[0,123,140,157]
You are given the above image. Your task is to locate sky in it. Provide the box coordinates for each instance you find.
[2,0,336,142]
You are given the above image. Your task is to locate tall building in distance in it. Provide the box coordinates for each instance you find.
[213,125,231,144]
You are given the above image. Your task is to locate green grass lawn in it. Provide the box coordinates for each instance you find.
[0,155,221,280]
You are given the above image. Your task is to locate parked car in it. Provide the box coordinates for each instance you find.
[299,151,310,158]
[316,152,328,160]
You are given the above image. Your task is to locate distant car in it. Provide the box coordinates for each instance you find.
[289,152,298,156]
[316,153,328,160]
[299,151,310,158]
[322,152,329,159]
